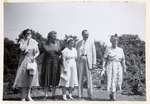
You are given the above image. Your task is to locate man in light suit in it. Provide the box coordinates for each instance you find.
[76,29,96,99]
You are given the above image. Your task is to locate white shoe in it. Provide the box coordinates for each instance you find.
[26,96,34,101]
[63,95,67,101]
[21,98,26,101]
[68,94,74,100]
[44,93,48,99]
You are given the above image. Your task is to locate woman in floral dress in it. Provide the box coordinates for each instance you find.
[13,29,39,101]
[101,34,126,100]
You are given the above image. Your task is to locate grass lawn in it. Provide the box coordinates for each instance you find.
[3,87,146,101]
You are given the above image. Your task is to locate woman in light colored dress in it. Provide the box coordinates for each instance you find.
[59,37,78,100]
[101,34,126,100]
[13,29,39,101]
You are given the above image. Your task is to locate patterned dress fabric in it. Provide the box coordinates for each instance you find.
[13,38,39,88]
[104,47,125,92]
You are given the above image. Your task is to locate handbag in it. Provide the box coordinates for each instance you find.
[60,72,68,81]
[27,60,37,75]
[60,65,68,81]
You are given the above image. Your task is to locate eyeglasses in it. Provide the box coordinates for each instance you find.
[26,32,31,35]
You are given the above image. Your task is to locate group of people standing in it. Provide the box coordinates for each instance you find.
[12,29,126,101]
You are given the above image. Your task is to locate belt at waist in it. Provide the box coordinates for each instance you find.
[46,54,59,58]
[108,59,121,62]
[80,56,88,60]
[81,54,87,56]
[67,58,74,60]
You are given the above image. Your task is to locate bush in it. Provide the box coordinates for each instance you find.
[119,35,145,95]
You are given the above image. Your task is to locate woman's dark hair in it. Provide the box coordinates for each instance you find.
[82,29,88,35]
[17,29,33,43]
[110,34,119,43]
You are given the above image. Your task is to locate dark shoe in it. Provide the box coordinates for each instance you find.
[110,92,116,101]
[87,97,93,100]
[79,97,85,101]
[109,93,113,100]
[51,96,56,100]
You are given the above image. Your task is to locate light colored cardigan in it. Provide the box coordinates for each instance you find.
[76,39,96,69]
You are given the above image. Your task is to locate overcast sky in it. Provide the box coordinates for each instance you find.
[4,2,145,45]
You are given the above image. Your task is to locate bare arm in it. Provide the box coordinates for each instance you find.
[121,49,126,73]
[19,39,27,51]
[92,41,97,67]
[121,57,126,73]
[62,51,68,72]
[34,46,40,59]
[101,48,108,76]
[102,58,107,72]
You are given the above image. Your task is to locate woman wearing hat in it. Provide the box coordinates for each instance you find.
[101,34,126,100]
[59,37,78,100]
[40,31,62,99]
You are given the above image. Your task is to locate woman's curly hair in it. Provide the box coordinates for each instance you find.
[110,33,119,43]
[17,28,33,43]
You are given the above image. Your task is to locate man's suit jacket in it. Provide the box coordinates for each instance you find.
[76,39,96,69]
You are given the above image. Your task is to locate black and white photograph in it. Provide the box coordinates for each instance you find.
[3,2,146,101]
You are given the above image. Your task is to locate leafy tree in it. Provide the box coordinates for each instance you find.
[118,34,145,95]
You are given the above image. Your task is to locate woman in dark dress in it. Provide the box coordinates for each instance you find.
[40,31,63,99]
